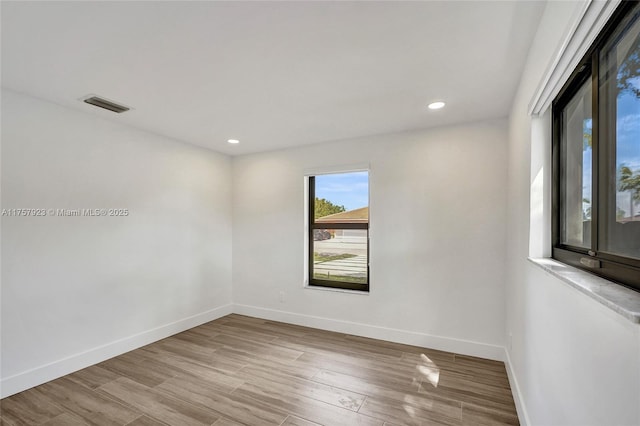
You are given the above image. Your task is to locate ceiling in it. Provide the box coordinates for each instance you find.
[1,1,545,156]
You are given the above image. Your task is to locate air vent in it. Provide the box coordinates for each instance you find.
[82,96,130,113]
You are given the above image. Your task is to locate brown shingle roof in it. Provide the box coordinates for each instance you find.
[316,206,368,223]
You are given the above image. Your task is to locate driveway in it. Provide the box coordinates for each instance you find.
[313,254,367,280]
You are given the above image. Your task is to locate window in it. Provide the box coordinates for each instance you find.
[307,171,369,292]
[553,1,640,292]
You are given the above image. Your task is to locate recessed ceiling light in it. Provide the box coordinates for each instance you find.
[428,101,446,110]
[227,139,240,144]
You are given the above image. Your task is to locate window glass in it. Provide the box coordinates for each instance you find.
[560,80,593,248]
[309,171,369,290]
[599,9,640,259]
[313,172,369,220]
[313,229,368,284]
[553,1,640,291]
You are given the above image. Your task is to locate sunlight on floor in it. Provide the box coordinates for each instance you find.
[402,402,417,418]
[405,393,434,411]
[416,353,440,388]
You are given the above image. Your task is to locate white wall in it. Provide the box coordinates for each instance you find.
[506,2,640,425]
[0,89,233,397]
[6,4,639,420]
[232,120,509,359]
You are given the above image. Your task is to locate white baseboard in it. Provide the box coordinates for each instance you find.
[504,348,530,426]
[1,302,513,406]
[233,304,505,361]
[0,303,233,398]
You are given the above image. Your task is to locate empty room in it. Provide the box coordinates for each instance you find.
[1,1,639,425]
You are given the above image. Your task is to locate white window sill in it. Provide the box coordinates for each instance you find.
[528,257,640,324]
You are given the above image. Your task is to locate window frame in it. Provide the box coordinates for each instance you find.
[552,0,640,292]
[307,174,370,292]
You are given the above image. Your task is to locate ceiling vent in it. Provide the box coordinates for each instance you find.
[82,95,130,113]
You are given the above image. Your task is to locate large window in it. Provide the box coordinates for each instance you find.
[553,1,640,291]
[308,171,369,292]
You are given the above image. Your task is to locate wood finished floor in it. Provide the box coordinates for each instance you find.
[1,314,519,426]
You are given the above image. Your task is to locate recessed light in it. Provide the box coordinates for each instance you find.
[428,101,446,110]
[227,139,240,144]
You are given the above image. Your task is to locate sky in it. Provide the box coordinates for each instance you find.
[616,90,640,172]
[315,171,368,212]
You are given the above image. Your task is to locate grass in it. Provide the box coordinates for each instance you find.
[313,253,357,263]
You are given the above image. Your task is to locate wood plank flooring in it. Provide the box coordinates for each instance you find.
[0,314,519,426]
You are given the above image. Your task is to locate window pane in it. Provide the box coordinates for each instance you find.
[599,6,640,259]
[560,80,592,248]
[313,172,369,220]
[313,229,367,284]
[309,171,369,289]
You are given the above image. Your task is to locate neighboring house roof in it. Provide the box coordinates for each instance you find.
[316,207,369,223]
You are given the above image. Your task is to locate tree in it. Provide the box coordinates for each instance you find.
[619,165,640,219]
[315,198,345,219]
[583,197,592,220]
[583,125,592,150]
[619,166,640,200]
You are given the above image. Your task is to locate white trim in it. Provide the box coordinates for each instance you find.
[0,303,233,398]
[233,304,505,361]
[528,0,621,116]
[504,348,531,426]
[528,258,640,323]
[303,162,370,177]
[303,175,310,286]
